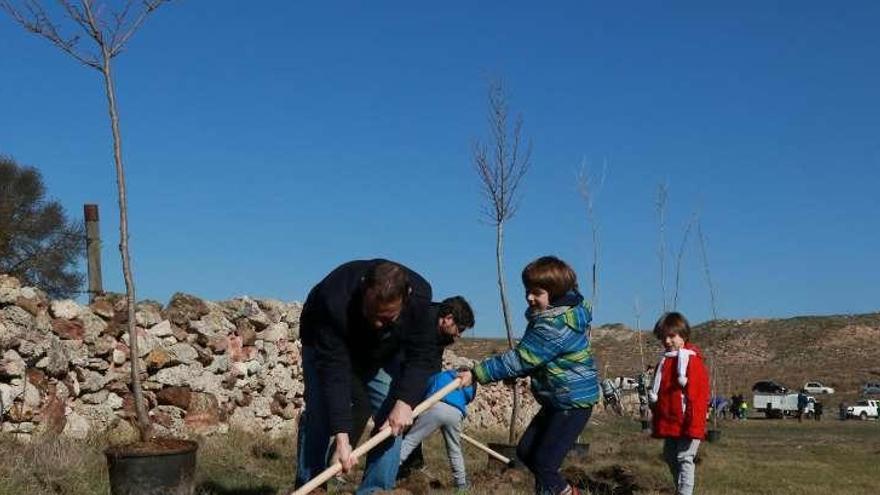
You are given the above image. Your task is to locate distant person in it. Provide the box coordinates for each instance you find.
[294,259,437,494]
[797,392,808,423]
[397,296,475,479]
[399,369,477,492]
[839,401,847,421]
[648,312,710,495]
[459,256,599,495]
[814,400,823,421]
[739,400,748,420]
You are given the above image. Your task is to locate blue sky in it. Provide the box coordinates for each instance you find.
[1,1,878,337]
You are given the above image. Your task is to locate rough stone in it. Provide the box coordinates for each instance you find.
[41,338,70,378]
[62,411,91,439]
[81,389,110,404]
[166,293,210,326]
[135,303,164,328]
[107,392,124,410]
[63,339,89,367]
[257,322,288,343]
[207,335,228,353]
[156,386,192,410]
[79,369,108,393]
[0,274,21,290]
[112,344,128,365]
[15,291,48,317]
[85,357,110,372]
[0,383,15,414]
[50,299,83,320]
[38,392,67,434]
[185,392,221,433]
[205,355,229,374]
[2,306,35,341]
[191,311,235,339]
[169,343,199,365]
[121,328,161,358]
[145,347,178,371]
[89,299,115,319]
[0,285,19,304]
[80,312,107,344]
[152,364,201,387]
[147,320,174,337]
[235,318,258,346]
[0,349,26,379]
[92,335,116,357]
[51,318,84,340]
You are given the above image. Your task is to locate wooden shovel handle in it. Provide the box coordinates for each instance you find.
[460,432,514,466]
[292,377,464,495]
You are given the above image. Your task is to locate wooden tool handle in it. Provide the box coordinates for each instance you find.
[292,377,464,495]
[460,432,514,466]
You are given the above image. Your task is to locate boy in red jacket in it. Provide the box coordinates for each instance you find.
[648,312,709,495]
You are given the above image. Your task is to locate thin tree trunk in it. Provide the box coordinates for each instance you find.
[496,221,519,444]
[657,184,668,312]
[102,55,150,441]
[697,221,719,320]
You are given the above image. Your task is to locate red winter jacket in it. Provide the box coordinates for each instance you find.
[650,343,710,439]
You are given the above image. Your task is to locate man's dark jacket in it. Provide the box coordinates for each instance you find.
[300,259,434,435]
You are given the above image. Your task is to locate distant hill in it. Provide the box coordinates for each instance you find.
[452,312,880,401]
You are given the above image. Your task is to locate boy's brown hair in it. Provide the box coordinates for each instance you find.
[652,312,691,341]
[521,256,578,301]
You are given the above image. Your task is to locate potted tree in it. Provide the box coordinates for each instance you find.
[0,1,197,493]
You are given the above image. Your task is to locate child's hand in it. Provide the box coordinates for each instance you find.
[457,369,474,388]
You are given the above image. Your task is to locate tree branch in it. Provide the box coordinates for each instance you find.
[0,0,100,68]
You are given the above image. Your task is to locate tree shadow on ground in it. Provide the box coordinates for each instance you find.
[196,481,276,495]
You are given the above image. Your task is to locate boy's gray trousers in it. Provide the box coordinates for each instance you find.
[399,401,467,488]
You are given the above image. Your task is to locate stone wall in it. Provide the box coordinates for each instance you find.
[0,274,547,441]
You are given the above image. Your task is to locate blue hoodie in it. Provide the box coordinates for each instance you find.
[426,370,476,416]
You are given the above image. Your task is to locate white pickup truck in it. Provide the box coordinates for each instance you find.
[847,399,879,420]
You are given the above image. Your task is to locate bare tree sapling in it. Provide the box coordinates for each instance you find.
[1,0,170,441]
[473,79,531,444]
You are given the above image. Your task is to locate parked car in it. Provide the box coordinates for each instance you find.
[847,399,879,420]
[802,381,835,394]
[862,382,880,396]
[752,380,787,394]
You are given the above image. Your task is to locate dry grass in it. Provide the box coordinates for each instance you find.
[1,416,878,495]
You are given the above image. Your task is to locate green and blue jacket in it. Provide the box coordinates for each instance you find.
[473,292,599,409]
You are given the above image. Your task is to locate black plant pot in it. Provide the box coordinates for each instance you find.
[105,439,198,495]
[707,429,722,443]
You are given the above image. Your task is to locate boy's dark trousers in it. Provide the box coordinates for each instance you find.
[517,405,592,495]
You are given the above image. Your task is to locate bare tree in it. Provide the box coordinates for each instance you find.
[671,213,698,310]
[473,79,531,443]
[1,0,170,441]
[656,182,668,312]
[577,159,607,332]
[696,218,719,320]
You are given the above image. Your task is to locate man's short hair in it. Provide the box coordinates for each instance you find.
[521,255,578,301]
[363,261,410,303]
[439,296,475,331]
[652,311,691,341]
